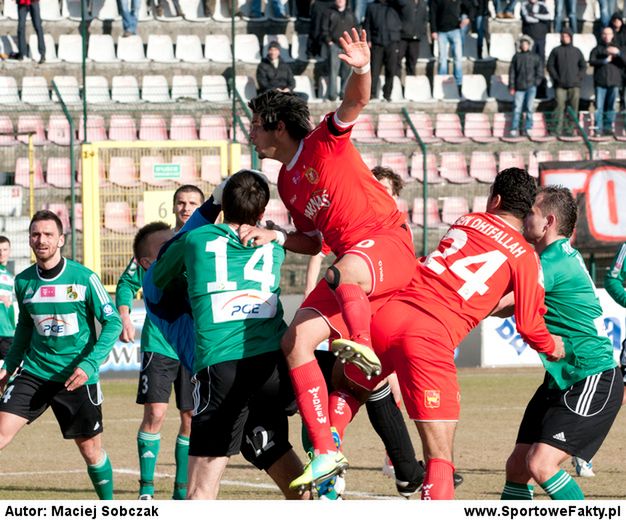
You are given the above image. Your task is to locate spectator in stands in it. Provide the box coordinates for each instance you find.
[322,0,358,100]
[609,13,626,108]
[547,28,587,135]
[117,0,140,36]
[430,0,468,95]
[589,26,625,136]
[251,0,288,18]
[256,41,296,94]
[462,0,489,59]
[520,0,551,69]
[151,0,184,17]
[397,0,428,73]
[600,0,617,28]
[554,0,576,33]
[14,0,45,62]
[308,0,334,58]
[494,0,516,19]
[509,35,543,136]
[354,0,375,23]
[364,0,404,101]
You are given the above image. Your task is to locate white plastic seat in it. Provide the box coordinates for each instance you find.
[142,75,171,103]
[433,75,460,101]
[235,75,257,102]
[146,34,178,63]
[3,0,17,19]
[488,33,515,62]
[294,75,317,102]
[21,76,51,105]
[153,0,183,18]
[291,33,310,62]
[29,34,60,63]
[172,75,199,100]
[0,76,20,104]
[237,0,267,20]
[51,76,81,104]
[94,0,121,19]
[41,0,65,19]
[262,34,293,63]
[573,33,595,61]
[234,34,261,63]
[58,34,85,63]
[175,34,206,62]
[88,34,119,62]
[211,0,236,20]
[179,0,210,20]
[112,75,141,103]
[461,74,489,102]
[85,76,111,104]
[0,186,23,216]
[117,35,148,62]
[490,74,513,102]
[545,33,560,61]
[0,36,18,57]
[404,76,434,103]
[205,34,232,62]
[201,75,230,102]
[376,76,403,102]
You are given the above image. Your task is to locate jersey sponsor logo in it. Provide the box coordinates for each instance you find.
[304,167,319,184]
[308,386,327,424]
[102,303,115,316]
[355,239,375,248]
[25,284,87,303]
[553,432,566,442]
[424,389,441,408]
[32,313,79,337]
[66,285,79,300]
[0,274,12,284]
[41,286,56,298]
[211,290,278,323]
[304,189,331,220]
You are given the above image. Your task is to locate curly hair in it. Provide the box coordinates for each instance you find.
[248,90,312,141]
[491,167,537,220]
[371,165,404,196]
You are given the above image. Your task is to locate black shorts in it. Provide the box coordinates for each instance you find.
[0,337,12,359]
[189,350,293,468]
[136,352,194,411]
[620,338,626,385]
[516,367,623,461]
[0,370,104,439]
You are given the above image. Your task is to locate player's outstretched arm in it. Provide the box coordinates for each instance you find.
[239,226,322,256]
[336,28,371,124]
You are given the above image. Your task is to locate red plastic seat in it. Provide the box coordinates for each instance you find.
[263,198,290,228]
[139,155,170,186]
[406,112,440,144]
[260,158,282,184]
[46,157,73,188]
[499,151,525,171]
[527,113,556,142]
[139,115,168,141]
[439,152,471,184]
[109,114,137,141]
[493,113,525,143]
[17,115,47,145]
[528,150,553,178]
[435,114,469,144]
[15,157,45,188]
[441,196,470,225]
[199,115,229,141]
[47,115,73,146]
[464,113,497,143]
[558,150,583,161]
[469,151,497,183]
[380,152,409,181]
[410,153,440,183]
[170,115,198,141]
[360,153,378,171]
[411,197,442,227]
[471,196,489,212]
[46,203,71,232]
[172,155,199,183]
[78,115,107,142]
[201,155,223,184]
[0,116,16,146]
[109,156,140,187]
[104,201,135,233]
[377,113,411,143]
[352,114,381,143]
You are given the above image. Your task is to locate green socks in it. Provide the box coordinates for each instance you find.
[87,451,114,500]
[173,435,189,500]
[501,481,534,500]
[137,431,161,497]
[541,470,585,500]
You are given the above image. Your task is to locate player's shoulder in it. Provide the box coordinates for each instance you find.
[15,263,37,282]
[65,258,97,278]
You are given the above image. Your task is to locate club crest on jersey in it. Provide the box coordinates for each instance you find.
[66,285,78,300]
[424,390,441,408]
[304,190,331,219]
[41,286,56,298]
[304,167,319,184]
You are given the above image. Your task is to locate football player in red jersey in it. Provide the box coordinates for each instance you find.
[241,28,418,491]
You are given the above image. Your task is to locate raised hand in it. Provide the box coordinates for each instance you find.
[338,28,370,69]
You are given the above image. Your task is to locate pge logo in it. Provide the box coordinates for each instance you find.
[231,303,261,317]
[495,317,529,355]
[37,317,69,335]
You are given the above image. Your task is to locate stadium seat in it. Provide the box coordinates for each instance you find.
[439,152,471,183]
[527,113,556,142]
[146,35,178,62]
[58,34,85,63]
[0,76,20,104]
[262,34,293,63]
[237,0,268,20]
[558,149,583,161]
[211,0,236,20]
[40,0,64,19]
[269,0,291,19]
[0,186,23,217]
[176,34,206,63]
[142,75,171,103]
[580,73,594,101]
[63,0,84,19]
[490,75,514,103]
[499,151,525,170]
[615,148,626,159]
[171,75,199,101]
[234,34,262,63]
[117,35,148,62]
[352,114,381,143]
[111,75,141,103]
[433,75,460,101]
[0,34,18,57]
[461,75,489,102]
[441,196,470,225]
[201,155,223,184]
[493,113,525,142]
[317,75,341,100]
[374,76,403,102]
[396,198,409,222]
[46,157,73,188]
[153,0,183,18]
[139,115,168,141]
[464,113,497,143]
[381,152,409,180]
[405,112,440,143]
[291,33,315,62]
[528,150,553,178]
[234,76,257,103]
[410,152,440,183]
[469,151,497,183]
[108,156,140,186]
[104,201,135,233]
[260,158,282,184]
[231,115,250,144]
[179,0,211,19]
[199,115,229,140]
[411,197,442,227]
[294,75,317,102]
[172,155,199,183]
[88,34,119,62]
[47,114,73,146]
[51,76,81,104]
[29,34,59,63]
[3,215,29,232]
[85,76,111,104]
[544,33,560,61]
[170,115,198,140]
[488,33,515,62]
[471,195,489,212]
[109,114,138,141]
[78,115,107,142]
[205,34,233,63]
[136,200,144,228]
[377,113,411,143]
[0,116,16,146]
[403,75,435,103]
[139,155,170,186]
[592,149,611,160]
[435,114,469,144]
[15,157,45,188]
[573,33,595,61]
[17,115,47,145]
[94,0,121,19]
[46,204,71,232]
[21,76,51,105]
[263,198,290,228]
[201,75,230,102]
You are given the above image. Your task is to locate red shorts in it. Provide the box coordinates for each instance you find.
[300,225,416,339]
[363,300,461,422]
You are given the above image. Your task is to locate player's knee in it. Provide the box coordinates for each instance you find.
[324,265,341,291]
[505,451,527,481]
[143,405,167,429]
[525,452,547,483]
[76,438,102,465]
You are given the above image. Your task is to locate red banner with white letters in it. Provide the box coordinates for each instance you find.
[539,160,626,250]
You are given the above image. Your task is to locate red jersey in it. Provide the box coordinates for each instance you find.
[396,212,555,354]
[277,113,407,257]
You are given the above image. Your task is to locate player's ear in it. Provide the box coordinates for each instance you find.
[487,193,501,212]
[138,256,151,271]
[58,233,66,248]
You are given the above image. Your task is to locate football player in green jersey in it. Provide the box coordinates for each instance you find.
[0,235,15,362]
[604,241,626,405]
[498,186,623,500]
[0,210,122,499]
[116,184,204,500]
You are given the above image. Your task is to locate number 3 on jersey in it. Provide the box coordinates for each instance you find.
[423,228,507,300]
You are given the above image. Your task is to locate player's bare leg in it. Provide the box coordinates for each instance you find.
[416,421,457,499]
[76,434,114,499]
[0,411,28,449]
[187,455,229,499]
[265,449,313,499]
[501,443,535,499]
[528,442,584,499]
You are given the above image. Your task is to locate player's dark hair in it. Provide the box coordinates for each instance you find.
[491,168,537,219]
[134,221,171,261]
[372,166,404,197]
[0,235,10,246]
[248,90,312,141]
[536,185,578,238]
[222,170,270,226]
[29,210,63,235]
[173,184,205,205]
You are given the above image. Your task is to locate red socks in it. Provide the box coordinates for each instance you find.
[422,458,455,500]
[328,390,361,440]
[289,360,337,454]
[333,284,372,348]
